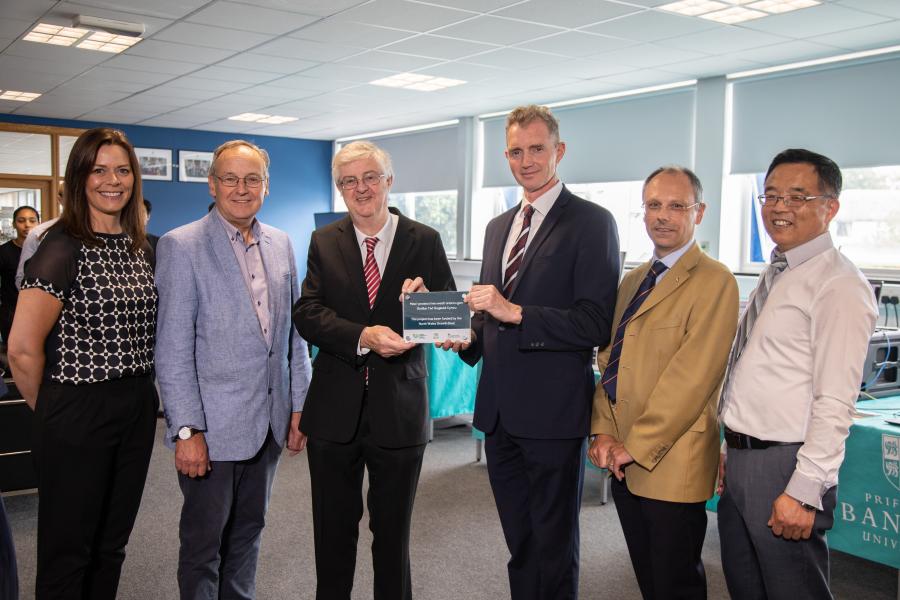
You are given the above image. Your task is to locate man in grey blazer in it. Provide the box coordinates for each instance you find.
[156,139,312,599]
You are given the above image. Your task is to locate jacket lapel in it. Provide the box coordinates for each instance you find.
[631,242,701,322]
[335,216,371,314]
[256,228,278,348]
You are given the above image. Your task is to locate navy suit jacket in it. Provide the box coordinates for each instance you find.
[461,186,620,439]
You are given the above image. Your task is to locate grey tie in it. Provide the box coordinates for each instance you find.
[718,249,788,418]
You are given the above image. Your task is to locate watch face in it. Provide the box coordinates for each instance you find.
[178,428,191,440]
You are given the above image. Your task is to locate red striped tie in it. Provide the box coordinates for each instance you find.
[364,237,380,308]
[503,204,534,298]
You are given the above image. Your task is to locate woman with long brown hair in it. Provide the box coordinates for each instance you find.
[8,127,158,599]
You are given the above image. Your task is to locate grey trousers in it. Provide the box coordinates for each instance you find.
[177,430,282,600]
[718,443,837,600]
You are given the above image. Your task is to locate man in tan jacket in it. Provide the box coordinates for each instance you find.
[588,166,738,600]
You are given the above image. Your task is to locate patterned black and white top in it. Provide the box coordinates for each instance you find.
[21,226,157,385]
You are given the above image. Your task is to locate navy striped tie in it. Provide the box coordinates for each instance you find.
[503,204,534,298]
[601,260,668,404]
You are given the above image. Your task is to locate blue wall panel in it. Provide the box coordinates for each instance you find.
[0,113,333,278]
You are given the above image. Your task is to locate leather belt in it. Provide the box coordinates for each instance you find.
[724,427,802,450]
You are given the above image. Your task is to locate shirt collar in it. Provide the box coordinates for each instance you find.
[354,210,394,249]
[783,231,833,270]
[214,206,261,247]
[653,239,694,271]
[521,179,563,217]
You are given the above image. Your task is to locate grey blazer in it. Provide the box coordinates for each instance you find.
[155,211,311,461]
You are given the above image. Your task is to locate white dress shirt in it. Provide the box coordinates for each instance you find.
[355,211,398,356]
[502,180,563,285]
[721,232,877,508]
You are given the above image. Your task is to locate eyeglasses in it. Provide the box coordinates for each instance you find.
[642,201,699,213]
[214,174,265,188]
[338,172,386,190]
[756,194,833,207]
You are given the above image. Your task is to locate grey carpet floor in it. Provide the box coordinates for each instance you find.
[5,419,896,599]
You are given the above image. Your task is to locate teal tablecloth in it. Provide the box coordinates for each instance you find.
[425,344,479,419]
[829,396,900,568]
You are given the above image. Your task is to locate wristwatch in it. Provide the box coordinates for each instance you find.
[177,427,196,441]
[798,501,817,512]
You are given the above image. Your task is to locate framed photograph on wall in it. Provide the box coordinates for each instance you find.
[135,147,172,181]
[178,150,214,183]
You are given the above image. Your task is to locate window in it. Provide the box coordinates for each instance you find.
[469,181,651,264]
[731,165,900,272]
[0,187,41,244]
[388,190,458,258]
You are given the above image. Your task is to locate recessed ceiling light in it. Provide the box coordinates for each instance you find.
[23,22,141,54]
[370,72,466,91]
[0,90,41,102]
[658,1,729,17]
[660,0,818,18]
[701,6,767,22]
[228,113,297,124]
[746,0,819,13]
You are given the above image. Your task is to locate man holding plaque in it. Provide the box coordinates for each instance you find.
[293,140,454,600]
[448,105,620,599]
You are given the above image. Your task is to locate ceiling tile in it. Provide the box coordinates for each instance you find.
[0,66,70,91]
[186,1,319,36]
[101,54,203,76]
[110,96,188,111]
[592,43,708,68]
[125,40,234,63]
[493,0,643,28]
[153,22,272,51]
[466,47,567,69]
[414,0,523,12]
[740,3,890,38]
[518,32,635,57]
[414,61,508,82]
[230,0,369,16]
[263,74,357,93]
[664,26,790,55]
[194,118,265,133]
[330,0,473,32]
[820,20,900,51]
[533,78,623,99]
[336,50,441,71]
[662,55,766,78]
[728,40,847,65]
[522,58,632,80]
[0,54,88,78]
[80,108,160,122]
[64,0,209,19]
[300,63,396,82]
[254,37,364,62]
[190,65,281,84]
[581,10,718,43]
[7,40,111,66]
[836,0,900,19]
[164,75,248,93]
[600,68,686,88]
[0,18,32,39]
[135,85,223,101]
[433,15,562,46]
[0,0,57,21]
[13,103,94,119]
[289,21,417,48]
[217,53,321,75]
[380,34,498,60]
[138,114,212,128]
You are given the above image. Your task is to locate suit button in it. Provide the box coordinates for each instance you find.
[269,351,273,357]
[499,325,506,331]
[268,388,272,394]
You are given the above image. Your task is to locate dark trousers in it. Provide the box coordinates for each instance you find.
[0,493,18,600]
[718,444,836,600]
[306,398,426,600]
[610,477,708,600]
[485,419,585,600]
[32,375,158,600]
[177,428,282,600]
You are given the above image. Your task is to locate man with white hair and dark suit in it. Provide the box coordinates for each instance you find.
[155,139,311,599]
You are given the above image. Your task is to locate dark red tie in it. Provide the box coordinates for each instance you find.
[364,237,380,308]
[601,260,668,403]
[503,204,534,298]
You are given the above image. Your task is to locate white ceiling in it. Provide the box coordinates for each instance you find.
[0,0,898,140]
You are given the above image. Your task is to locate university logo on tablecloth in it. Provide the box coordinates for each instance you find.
[883,434,900,491]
